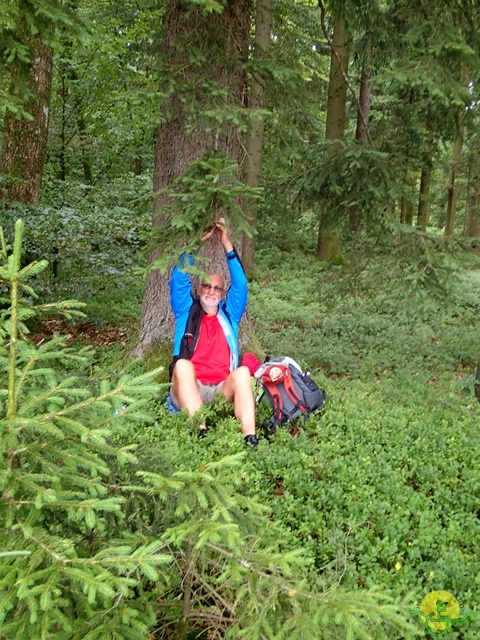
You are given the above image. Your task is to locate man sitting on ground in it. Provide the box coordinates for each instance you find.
[169,220,258,447]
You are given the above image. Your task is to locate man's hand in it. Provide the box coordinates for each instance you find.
[200,226,214,242]
[214,218,233,253]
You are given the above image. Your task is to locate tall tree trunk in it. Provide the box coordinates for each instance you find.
[464,170,480,238]
[241,0,272,278]
[444,64,468,238]
[349,66,371,234]
[316,12,350,260]
[0,34,53,205]
[355,68,371,143]
[417,151,432,232]
[400,173,417,225]
[324,15,349,144]
[78,117,93,185]
[135,0,250,355]
[402,196,414,226]
[444,133,463,237]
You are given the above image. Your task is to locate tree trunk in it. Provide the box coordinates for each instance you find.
[417,151,432,232]
[355,68,371,143]
[444,133,463,237]
[402,197,414,226]
[0,35,53,205]
[324,15,349,144]
[464,170,480,237]
[316,13,350,260]
[400,173,417,226]
[78,117,93,185]
[241,0,272,278]
[135,0,250,355]
[444,64,468,238]
[349,66,371,234]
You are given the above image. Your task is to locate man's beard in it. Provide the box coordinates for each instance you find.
[200,295,220,312]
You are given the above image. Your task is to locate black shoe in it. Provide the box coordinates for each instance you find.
[244,434,259,448]
[198,428,208,439]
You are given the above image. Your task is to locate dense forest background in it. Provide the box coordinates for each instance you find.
[1,0,479,638]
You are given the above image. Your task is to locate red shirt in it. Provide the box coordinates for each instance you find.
[191,314,230,384]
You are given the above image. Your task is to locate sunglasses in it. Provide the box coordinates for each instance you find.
[200,282,225,294]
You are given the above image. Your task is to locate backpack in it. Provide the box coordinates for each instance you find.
[254,356,326,433]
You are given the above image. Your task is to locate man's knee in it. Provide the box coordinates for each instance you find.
[171,359,201,410]
[230,365,253,391]
[236,365,252,382]
[172,358,196,382]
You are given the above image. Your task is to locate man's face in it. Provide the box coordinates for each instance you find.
[198,274,225,312]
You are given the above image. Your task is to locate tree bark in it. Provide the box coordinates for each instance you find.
[444,133,463,237]
[444,64,468,238]
[349,66,371,234]
[464,169,480,238]
[241,0,272,278]
[355,68,371,143]
[417,151,432,232]
[135,0,250,355]
[400,173,417,226]
[0,34,53,205]
[316,12,350,260]
[401,196,414,226]
[324,15,349,144]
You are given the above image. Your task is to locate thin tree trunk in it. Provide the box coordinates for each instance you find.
[316,12,350,260]
[402,196,414,226]
[0,35,53,205]
[78,117,93,185]
[349,66,371,234]
[355,68,371,143]
[324,15,349,144]
[464,170,480,237]
[417,151,432,232]
[444,64,469,238]
[134,153,143,176]
[444,134,463,237]
[241,0,272,278]
[176,538,195,640]
[401,174,417,226]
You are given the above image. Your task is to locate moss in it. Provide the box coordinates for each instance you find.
[330,252,349,266]
[141,340,173,385]
[240,324,265,361]
[316,232,340,262]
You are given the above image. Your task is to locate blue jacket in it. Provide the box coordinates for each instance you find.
[169,248,248,372]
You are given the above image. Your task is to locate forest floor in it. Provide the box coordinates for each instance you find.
[30,318,130,347]
[23,241,480,638]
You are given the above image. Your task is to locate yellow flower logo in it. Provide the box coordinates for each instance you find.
[410,590,477,636]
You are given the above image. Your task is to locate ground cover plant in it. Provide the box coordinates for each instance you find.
[2,220,479,638]
[1,224,422,639]
[126,241,478,637]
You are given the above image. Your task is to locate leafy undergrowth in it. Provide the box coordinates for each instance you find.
[26,241,480,638]
[106,244,480,637]
[112,370,479,636]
